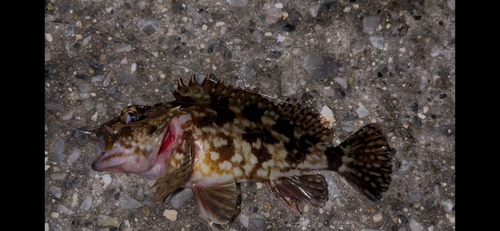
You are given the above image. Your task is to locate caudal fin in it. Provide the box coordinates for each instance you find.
[326,123,393,201]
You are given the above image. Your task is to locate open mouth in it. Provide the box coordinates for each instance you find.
[91,114,188,179]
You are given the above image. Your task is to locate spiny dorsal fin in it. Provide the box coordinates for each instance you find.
[172,74,334,144]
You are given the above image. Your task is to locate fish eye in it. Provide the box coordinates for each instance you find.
[121,108,140,123]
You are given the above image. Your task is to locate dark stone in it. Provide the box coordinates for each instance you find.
[269,51,282,59]
[289,10,302,26]
[283,23,296,32]
[45,64,53,80]
[303,54,341,81]
[413,15,422,20]
[343,114,358,121]
[73,128,88,147]
[335,87,346,99]
[292,215,300,222]
[377,72,383,77]
[251,218,264,228]
[398,214,408,223]
[410,102,418,113]
[252,206,259,213]
[73,43,81,49]
[439,93,447,99]
[181,28,187,34]
[324,220,329,225]
[389,148,397,156]
[75,74,87,80]
[249,20,256,33]
[65,65,74,74]
[64,181,73,190]
[425,199,434,210]
[451,173,455,183]
[115,192,121,200]
[399,25,409,37]
[412,116,422,127]
[439,21,443,26]
[394,161,401,171]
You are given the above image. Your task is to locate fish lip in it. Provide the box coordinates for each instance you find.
[90,124,175,174]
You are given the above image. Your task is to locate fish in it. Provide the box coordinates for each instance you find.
[90,74,393,230]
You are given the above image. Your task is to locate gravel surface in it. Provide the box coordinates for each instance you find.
[45,0,455,230]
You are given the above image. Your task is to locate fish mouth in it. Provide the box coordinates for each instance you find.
[91,116,186,179]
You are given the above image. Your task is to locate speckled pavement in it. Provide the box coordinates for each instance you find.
[44,0,455,230]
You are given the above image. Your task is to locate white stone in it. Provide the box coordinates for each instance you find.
[446,214,455,223]
[373,213,382,222]
[102,174,111,187]
[163,209,178,221]
[356,102,370,118]
[423,106,429,113]
[215,22,225,27]
[239,214,249,227]
[45,33,53,42]
[441,200,453,212]
[131,63,137,73]
[320,105,336,126]
[410,219,424,231]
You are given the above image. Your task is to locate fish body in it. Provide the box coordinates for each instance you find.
[91,74,393,229]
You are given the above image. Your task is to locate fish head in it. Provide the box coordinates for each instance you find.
[91,104,187,178]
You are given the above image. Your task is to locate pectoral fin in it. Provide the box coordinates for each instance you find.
[268,173,329,214]
[151,140,193,202]
[192,177,240,225]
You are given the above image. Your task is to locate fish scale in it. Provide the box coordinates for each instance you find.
[89,74,393,230]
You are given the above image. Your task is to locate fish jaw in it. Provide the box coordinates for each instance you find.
[91,106,189,179]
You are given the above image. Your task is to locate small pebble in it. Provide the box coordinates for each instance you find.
[320,105,336,126]
[202,24,208,30]
[373,213,382,222]
[97,215,120,227]
[45,33,53,42]
[142,207,151,216]
[251,218,265,228]
[446,214,455,223]
[121,194,143,209]
[263,201,272,211]
[163,209,178,221]
[58,205,74,215]
[80,196,92,211]
[50,173,67,180]
[49,186,62,199]
[239,214,249,227]
[409,219,424,231]
[102,174,111,187]
[356,102,370,118]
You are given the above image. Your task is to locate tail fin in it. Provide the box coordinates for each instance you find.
[326,123,393,201]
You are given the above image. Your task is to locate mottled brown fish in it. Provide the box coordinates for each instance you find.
[90,74,393,230]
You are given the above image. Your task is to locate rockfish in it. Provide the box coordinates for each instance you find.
[90,74,393,229]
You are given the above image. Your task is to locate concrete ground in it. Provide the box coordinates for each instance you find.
[45,0,455,230]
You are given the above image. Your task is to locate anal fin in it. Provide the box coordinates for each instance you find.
[268,173,329,214]
[192,177,240,226]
